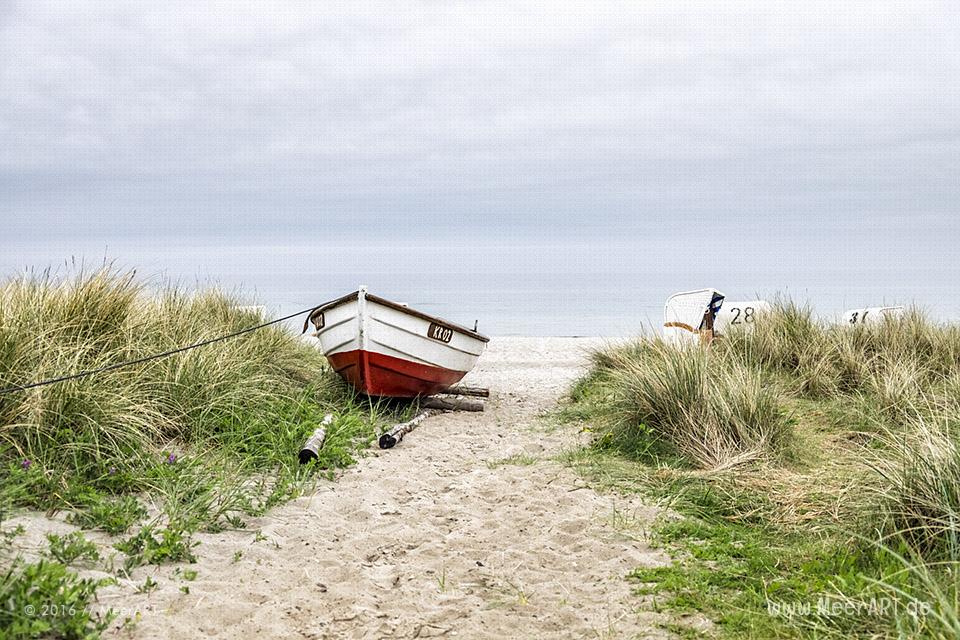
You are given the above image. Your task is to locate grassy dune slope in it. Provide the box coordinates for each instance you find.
[563,303,960,639]
[0,269,393,638]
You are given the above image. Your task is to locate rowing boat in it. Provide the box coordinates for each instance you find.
[304,287,489,397]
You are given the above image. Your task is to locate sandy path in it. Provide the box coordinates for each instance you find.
[32,338,674,638]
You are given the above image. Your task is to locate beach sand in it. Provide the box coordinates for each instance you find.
[14,338,678,639]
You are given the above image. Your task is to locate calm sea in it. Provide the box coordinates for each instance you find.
[3,227,959,336]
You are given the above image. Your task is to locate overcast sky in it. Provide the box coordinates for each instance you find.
[1,1,958,239]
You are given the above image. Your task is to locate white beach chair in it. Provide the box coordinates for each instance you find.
[715,300,772,334]
[841,306,905,325]
[663,289,725,346]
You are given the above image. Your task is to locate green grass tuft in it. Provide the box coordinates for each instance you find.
[576,337,793,469]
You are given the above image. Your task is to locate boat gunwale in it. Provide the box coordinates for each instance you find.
[308,290,491,343]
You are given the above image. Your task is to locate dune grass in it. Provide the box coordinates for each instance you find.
[580,338,791,468]
[867,414,960,557]
[0,268,397,638]
[562,301,960,638]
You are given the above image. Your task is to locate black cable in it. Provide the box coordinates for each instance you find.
[0,306,318,396]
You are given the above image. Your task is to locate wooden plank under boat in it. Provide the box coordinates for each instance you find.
[304,286,489,398]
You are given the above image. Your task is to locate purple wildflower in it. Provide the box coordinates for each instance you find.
[20,459,31,470]
[166,453,177,465]
[108,466,117,475]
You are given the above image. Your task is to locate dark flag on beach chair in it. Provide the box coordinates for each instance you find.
[703,291,725,331]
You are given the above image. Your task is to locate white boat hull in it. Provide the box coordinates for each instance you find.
[307,287,489,397]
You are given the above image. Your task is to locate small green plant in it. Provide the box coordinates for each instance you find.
[436,566,447,593]
[115,525,197,570]
[171,566,198,583]
[0,524,25,554]
[67,496,147,536]
[504,579,531,606]
[232,550,243,563]
[135,576,158,594]
[120,610,142,633]
[0,558,115,639]
[45,532,100,566]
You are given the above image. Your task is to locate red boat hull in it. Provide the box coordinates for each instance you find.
[326,349,468,397]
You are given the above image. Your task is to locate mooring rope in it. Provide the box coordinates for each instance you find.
[0,305,319,396]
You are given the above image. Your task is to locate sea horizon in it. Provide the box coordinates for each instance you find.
[3,226,957,337]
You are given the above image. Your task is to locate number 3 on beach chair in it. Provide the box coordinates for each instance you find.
[841,306,905,326]
[663,289,725,346]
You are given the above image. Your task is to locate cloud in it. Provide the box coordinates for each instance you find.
[0,1,958,227]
